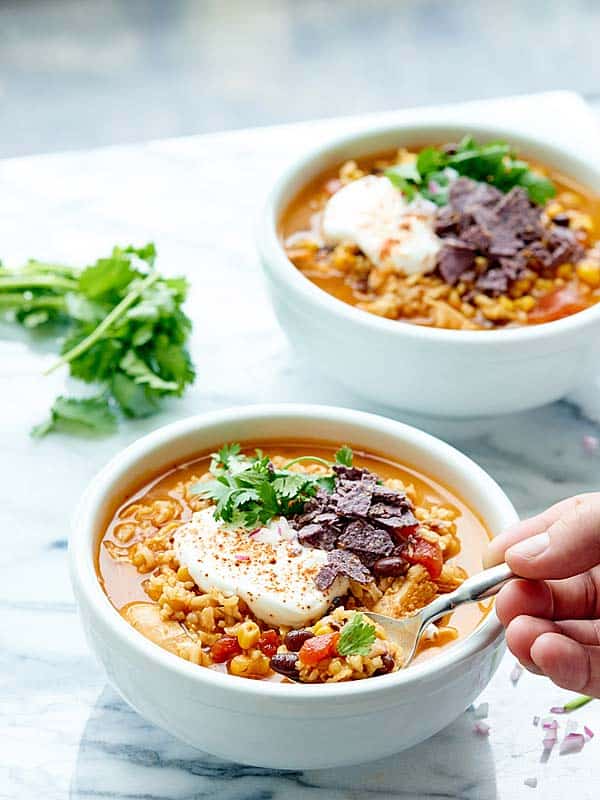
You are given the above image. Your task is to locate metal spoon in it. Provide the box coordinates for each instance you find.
[363,562,513,669]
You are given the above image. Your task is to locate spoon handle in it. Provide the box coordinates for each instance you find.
[421,562,514,626]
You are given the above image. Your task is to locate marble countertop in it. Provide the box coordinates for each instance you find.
[2,91,600,800]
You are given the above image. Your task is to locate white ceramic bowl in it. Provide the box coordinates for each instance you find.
[257,122,600,417]
[70,404,517,769]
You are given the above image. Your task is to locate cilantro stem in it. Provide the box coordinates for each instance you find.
[564,695,593,712]
[0,294,67,310]
[0,274,77,292]
[283,455,332,470]
[44,271,159,375]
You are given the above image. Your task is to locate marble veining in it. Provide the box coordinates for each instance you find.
[2,93,600,800]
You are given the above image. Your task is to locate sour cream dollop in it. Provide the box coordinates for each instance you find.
[322,174,441,275]
[173,507,347,627]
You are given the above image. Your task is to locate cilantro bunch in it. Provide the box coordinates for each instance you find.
[385,136,556,206]
[0,244,195,436]
[193,444,353,528]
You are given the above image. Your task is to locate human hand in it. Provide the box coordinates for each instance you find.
[485,493,600,696]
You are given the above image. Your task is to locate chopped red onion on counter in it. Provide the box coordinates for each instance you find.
[543,732,557,750]
[541,717,558,730]
[584,725,594,739]
[473,721,490,736]
[559,733,585,755]
[582,435,599,454]
[510,662,523,685]
[550,706,566,714]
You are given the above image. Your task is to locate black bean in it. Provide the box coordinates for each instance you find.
[375,652,396,675]
[372,556,407,577]
[270,653,300,679]
[327,595,345,612]
[553,213,570,227]
[284,628,315,652]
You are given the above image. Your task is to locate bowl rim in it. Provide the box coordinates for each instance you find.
[70,403,517,701]
[257,119,600,346]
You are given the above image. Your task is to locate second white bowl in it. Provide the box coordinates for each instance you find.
[257,121,600,417]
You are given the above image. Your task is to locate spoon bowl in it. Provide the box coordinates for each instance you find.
[364,562,513,669]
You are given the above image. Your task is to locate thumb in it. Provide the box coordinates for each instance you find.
[506,494,600,580]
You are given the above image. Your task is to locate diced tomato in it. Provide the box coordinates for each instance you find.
[210,635,242,663]
[257,629,281,658]
[298,632,340,666]
[406,538,443,579]
[528,286,589,324]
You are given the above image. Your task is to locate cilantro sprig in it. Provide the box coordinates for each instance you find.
[0,244,195,436]
[192,444,353,528]
[385,136,556,206]
[337,613,377,656]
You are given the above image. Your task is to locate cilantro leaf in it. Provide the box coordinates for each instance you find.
[110,371,161,418]
[517,171,556,205]
[31,395,117,438]
[78,251,138,299]
[337,613,377,656]
[334,445,353,467]
[119,349,179,392]
[384,168,418,200]
[272,473,309,498]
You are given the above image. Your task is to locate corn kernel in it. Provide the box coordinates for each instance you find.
[568,211,593,233]
[515,296,536,312]
[236,620,260,649]
[229,654,253,676]
[313,622,333,636]
[545,201,563,218]
[576,260,600,288]
[535,278,554,292]
[249,651,271,676]
[556,263,574,279]
[498,295,514,311]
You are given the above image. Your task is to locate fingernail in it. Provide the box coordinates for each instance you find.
[508,532,550,559]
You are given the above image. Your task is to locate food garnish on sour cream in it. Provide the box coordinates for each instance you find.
[322,174,441,275]
[174,507,347,627]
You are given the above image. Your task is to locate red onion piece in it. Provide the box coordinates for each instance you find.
[559,732,585,755]
[510,662,523,685]
[542,718,558,730]
[584,725,594,739]
[582,435,599,454]
[550,706,566,714]
[473,721,490,736]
